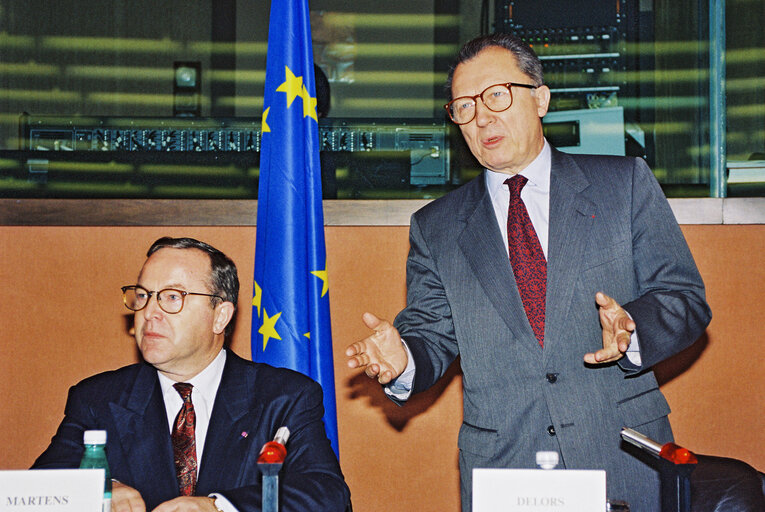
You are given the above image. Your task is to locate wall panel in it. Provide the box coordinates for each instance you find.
[0,224,762,511]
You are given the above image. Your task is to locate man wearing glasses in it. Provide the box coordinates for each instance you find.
[347,33,710,510]
[34,237,350,512]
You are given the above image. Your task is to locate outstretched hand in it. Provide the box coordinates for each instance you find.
[346,312,408,385]
[584,292,636,365]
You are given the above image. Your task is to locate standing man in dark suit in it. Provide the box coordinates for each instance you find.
[346,33,711,511]
[34,237,350,512]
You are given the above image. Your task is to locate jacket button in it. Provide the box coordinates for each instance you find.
[546,373,558,383]
[547,425,556,436]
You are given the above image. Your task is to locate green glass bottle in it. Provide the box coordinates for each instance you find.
[80,430,112,512]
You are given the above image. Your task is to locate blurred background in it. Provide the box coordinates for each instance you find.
[0,0,762,199]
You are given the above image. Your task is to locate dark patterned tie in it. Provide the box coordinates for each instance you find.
[505,175,547,346]
[172,382,197,496]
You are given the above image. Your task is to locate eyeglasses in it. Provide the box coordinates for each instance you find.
[121,285,223,314]
[444,82,537,125]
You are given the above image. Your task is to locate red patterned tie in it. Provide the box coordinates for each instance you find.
[505,175,547,346]
[172,382,197,496]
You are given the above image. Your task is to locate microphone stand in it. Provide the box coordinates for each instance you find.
[257,426,290,512]
[621,427,697,512]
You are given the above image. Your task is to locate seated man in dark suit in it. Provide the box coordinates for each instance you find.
[33,236,350,512]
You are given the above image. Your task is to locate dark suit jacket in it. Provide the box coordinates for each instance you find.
[393,148,711,511]
[33,350,350,511]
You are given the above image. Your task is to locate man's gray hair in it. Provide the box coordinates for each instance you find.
[445,33,544,101]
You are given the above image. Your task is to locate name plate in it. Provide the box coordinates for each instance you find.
[473,468,606,512]
[0,469,103,512]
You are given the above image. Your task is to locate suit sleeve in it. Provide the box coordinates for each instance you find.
[218,379,350,512]
[393,213,460,395]
[620,158,712,371]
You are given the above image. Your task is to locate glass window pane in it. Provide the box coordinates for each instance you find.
[725,0,765,197]
[0,1,762,199]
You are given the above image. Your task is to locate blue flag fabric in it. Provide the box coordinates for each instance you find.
[252,0,339,457]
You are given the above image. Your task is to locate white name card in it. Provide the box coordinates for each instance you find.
[0,469,103,512]
[473,468,606,512]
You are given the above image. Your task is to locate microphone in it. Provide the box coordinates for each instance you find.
[258,426,290,465]
[621,427,698,512]
[258,427,290,512]
[621,427,698,465]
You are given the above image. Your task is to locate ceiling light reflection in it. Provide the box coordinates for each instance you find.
[41,36,183,53]
[67,65,171,81]
[3,88,81,102]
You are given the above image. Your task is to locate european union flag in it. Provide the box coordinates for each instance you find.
[252,0,339,457]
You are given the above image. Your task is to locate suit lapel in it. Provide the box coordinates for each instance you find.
[109,364,177,500]
[196,352,264,494]
[458,174,539,352]
[545,149,597,360]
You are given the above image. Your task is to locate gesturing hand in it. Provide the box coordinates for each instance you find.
[346,312,408,385]
[584,292,636,365]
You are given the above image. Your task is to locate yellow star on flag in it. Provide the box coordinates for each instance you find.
[275,66,304,108]
[259,309,282,351]
[301,84,318,121]
[252,280,262,317]
[261,107,270,134]
[311,268,329,297]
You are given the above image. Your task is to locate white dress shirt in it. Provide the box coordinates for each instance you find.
[157,349,236,512]
[386,140,640,400]
[486,140,551,259]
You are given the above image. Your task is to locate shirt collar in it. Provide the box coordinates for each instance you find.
[157,349,227,404]
[485,139,551,194]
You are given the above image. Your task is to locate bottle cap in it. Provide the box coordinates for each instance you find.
[83,430,107,445]
[536,450,559,469]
